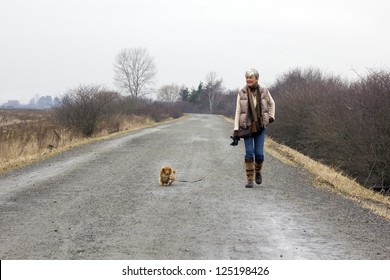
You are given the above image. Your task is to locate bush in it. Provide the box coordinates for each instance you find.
[269,68,390,188]
[53,85,120,136]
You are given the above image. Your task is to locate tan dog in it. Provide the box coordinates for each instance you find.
[159,166,176,186]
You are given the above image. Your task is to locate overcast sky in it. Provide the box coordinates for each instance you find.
[1,0,389,104]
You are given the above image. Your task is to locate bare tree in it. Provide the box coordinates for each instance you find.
[113,48,157,99]
[204,72,223,113]
[157,83,181,103]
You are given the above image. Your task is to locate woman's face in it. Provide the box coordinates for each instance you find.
[246,75,258,87]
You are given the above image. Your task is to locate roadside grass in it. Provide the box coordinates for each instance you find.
[223,116,390,221]
[0,109,166,175]
[266,138,390,221]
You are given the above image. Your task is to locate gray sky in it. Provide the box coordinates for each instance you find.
[1,0,389,104]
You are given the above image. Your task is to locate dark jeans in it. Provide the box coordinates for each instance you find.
[244,128,266,161]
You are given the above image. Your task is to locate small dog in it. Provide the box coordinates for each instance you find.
[159,166,176,186]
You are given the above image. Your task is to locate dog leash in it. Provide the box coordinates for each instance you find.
[176,146,236,183]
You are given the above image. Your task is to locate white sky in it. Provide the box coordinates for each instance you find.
[0,0,389,104]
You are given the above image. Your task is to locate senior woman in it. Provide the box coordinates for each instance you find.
[233,69,275,188]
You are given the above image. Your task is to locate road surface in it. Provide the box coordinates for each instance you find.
[0,114,389,259]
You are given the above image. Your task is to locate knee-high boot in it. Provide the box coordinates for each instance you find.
[244,158,254,188]
[255,159,263,185]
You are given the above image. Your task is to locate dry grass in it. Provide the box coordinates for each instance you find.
[265,137,390,221]
[0,109,158,174]
[222,116,390,221]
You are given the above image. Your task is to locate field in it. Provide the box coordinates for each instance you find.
[0,109,155,173]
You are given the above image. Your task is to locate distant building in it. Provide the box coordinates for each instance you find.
[1,96,56,109]
[3,100,21,108]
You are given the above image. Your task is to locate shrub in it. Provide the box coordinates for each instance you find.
[269,68,390,188]
[53,85,120,136]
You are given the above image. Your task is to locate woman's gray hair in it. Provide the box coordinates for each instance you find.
[245,69,259,80]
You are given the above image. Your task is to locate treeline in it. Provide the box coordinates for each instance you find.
[52,84,236,137]
[53,85,184,137]
[268,68,389,189]
[52,69,237,137]
[154,71,237,116]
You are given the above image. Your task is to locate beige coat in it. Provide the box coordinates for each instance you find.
[234,86,275,131]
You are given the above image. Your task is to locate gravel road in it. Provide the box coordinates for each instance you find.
[0,114,389,259]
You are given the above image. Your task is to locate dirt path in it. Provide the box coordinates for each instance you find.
[0,114,389,259]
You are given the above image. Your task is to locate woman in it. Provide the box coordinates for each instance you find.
[233,69,275,188]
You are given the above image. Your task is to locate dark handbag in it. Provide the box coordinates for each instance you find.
[237,126,252,138]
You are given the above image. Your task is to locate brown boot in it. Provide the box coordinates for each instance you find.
[244,158,254,188]
[255,160,263,185]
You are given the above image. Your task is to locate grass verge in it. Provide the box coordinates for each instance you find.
[0,114,187,175]
[265,138,390,221]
